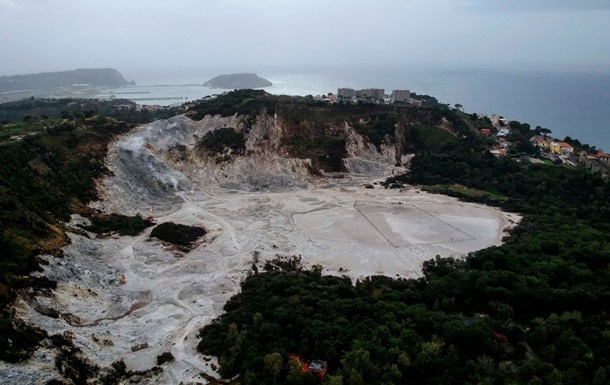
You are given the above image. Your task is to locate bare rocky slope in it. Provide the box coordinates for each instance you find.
[94,112,407,214]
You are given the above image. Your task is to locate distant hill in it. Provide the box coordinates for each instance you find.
[203,73,272,89]
[0,68,136,93]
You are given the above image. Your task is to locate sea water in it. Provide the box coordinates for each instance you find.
[110,67,610,151]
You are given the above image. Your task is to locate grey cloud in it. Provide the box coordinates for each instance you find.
[0,0,608,76]
[459,0,610,12]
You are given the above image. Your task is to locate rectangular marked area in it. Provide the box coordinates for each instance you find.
[355,202,474,247]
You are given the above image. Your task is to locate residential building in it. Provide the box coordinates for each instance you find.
[496,128,510,137]
[480,128,492,137]
[490,114,510,128]
[550,142,561,155]
[490,147,508,157]
[337,88,356,99]
[391,89,411,103]
[532,136,550,149]
[580,151,610,177]
[558,142,574,155]
[597,152,610,164]
[356,88,385,100]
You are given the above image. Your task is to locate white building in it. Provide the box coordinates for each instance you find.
[337,88,356,99]
[391,89,411,103]
[357,88,385,100]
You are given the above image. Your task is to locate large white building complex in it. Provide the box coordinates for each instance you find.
[337,87,385,101]
[357,88,385,100]
[337,87,412,104]
[391,89,411,103]
[337,88,356,99]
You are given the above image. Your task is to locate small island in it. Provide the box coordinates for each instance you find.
[203,73,272,89]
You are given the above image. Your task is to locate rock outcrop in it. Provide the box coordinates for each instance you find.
[93,111,408,214]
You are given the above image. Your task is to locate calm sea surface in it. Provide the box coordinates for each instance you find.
[107,67,610,151]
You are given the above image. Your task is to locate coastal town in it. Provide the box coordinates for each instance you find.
[481,114,610,177]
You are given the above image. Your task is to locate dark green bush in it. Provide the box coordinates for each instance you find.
[150,222,206,247]
[156,352,175,365]
[199,127,245,154]
[0,315,47,363]
[189,89,278,118]
[84,213,153,236]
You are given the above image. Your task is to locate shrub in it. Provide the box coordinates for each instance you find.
[199,127,245,154]
[150,222,206,247]
[156,352,175,365]
[84,213,153,236]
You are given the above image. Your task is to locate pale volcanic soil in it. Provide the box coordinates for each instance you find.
[0,115,520,384]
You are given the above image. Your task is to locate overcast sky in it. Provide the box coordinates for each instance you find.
[1,0,609,79]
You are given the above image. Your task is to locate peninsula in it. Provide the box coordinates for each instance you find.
[0,68,136,103]
[202,73,272,89]
[0,68,135,93]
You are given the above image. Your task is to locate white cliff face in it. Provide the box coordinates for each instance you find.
[1,114,519,385]
[342,121,409,176]
[96,113,402,211]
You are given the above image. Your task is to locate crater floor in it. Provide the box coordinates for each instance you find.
[1,117,520,384]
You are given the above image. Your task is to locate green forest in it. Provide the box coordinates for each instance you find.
[0,97,180,126]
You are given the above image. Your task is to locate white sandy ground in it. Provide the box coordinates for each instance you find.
[1,185,519,385]
[0,116,520,384]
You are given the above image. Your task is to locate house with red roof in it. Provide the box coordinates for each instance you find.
[558,142,574,155]
[579,151,610,178]
[531,136,550,150]
[597,152,610,164]
[480,128,492,137]
[288,354,328,381]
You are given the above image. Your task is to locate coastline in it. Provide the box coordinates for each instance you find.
[103,67,610,151]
